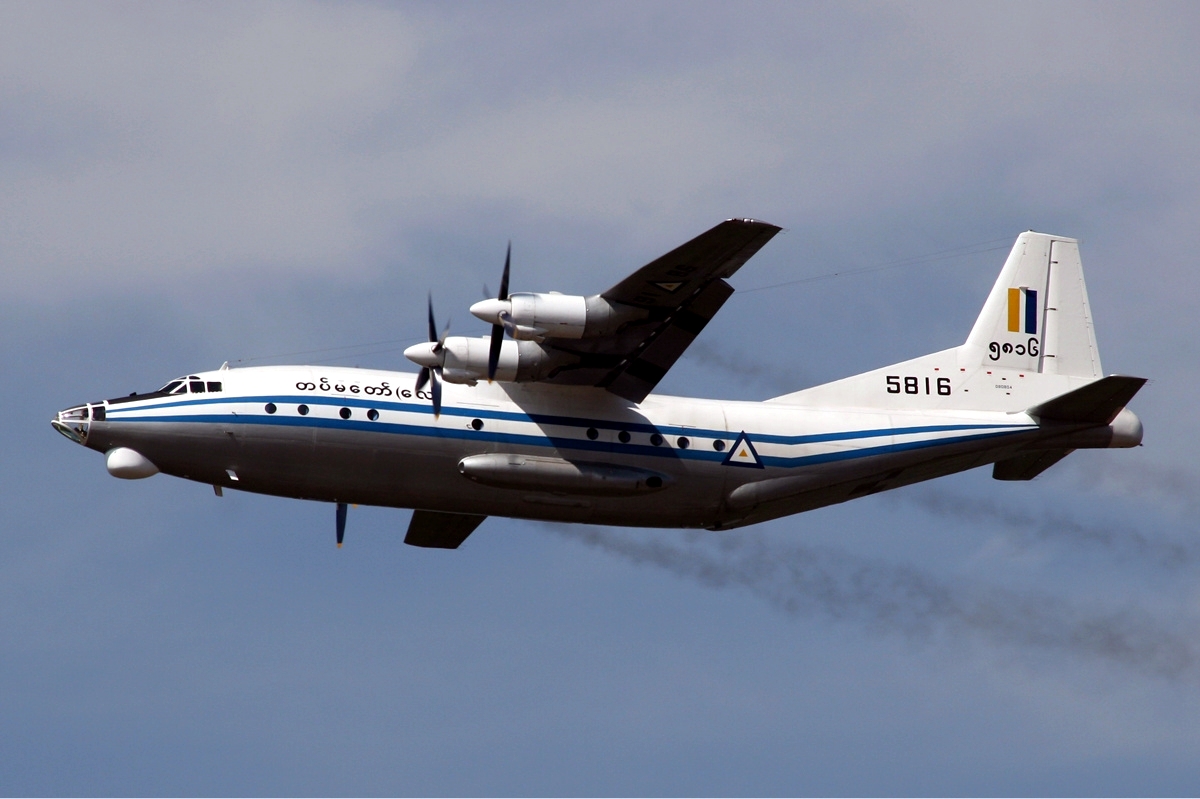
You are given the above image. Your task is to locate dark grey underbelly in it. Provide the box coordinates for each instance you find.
[88,421,729,528]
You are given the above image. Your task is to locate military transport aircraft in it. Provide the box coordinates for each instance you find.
[52,219,1145,549]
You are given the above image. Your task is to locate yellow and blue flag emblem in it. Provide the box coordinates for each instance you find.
[1007,287,1038,334]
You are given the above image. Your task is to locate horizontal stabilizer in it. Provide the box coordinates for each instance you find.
[404,510,486,549]
[1028,375,1147,424]
[993,448,1073,481]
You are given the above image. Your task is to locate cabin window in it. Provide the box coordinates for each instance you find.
[206,382,222,392]
[189,381,205,393]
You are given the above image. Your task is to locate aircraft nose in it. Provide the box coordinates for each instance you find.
[52,404,91,444]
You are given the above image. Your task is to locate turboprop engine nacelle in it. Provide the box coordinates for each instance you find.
[470,293,646,341]
[404,336,573,385]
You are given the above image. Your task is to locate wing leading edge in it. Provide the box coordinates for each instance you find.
[540,218,781,402]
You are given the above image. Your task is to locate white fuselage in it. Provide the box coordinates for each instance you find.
[60,364,1068,530]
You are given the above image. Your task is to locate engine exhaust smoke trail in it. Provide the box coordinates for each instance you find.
[1070,458,1200,514]
[685,340,801,394]
[903,488,1199,569]
[545,524,1197,680]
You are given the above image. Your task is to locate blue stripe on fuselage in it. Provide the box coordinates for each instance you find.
[106,393,1032,442]
[104,394,1036,468]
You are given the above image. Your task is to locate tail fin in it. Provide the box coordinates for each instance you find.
[963,232,1102,378]
[767,231,1113,411]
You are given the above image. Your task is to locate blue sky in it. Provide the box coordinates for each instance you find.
[4,2,1200,794]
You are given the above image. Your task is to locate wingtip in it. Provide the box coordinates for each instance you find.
[726,217,781,230]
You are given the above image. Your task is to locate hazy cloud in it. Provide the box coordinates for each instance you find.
[5,2,1199,303]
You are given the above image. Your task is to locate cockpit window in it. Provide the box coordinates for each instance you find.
[152,376,220,396]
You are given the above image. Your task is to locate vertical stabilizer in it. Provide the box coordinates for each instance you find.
[963,233,1102,378]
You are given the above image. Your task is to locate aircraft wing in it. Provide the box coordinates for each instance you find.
[539,218,781,402]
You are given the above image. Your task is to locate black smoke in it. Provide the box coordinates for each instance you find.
[546,524,1198,680]
[902,487,1198,569]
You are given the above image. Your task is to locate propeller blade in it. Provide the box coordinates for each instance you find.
[431,369,442,417]
[498,242,511,300]
[336,502,347,548]
[416,294,447,415]
[487,323,504,381]
[486,241,513,382]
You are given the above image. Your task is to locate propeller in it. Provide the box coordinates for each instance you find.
[411,294,449,417]
[486,243,512,382]
[336,502,347,548]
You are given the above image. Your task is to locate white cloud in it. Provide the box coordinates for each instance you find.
[4,2,1199,306]
[0,2,420,294]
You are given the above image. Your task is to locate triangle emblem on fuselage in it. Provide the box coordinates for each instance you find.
[723,431,764,469]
